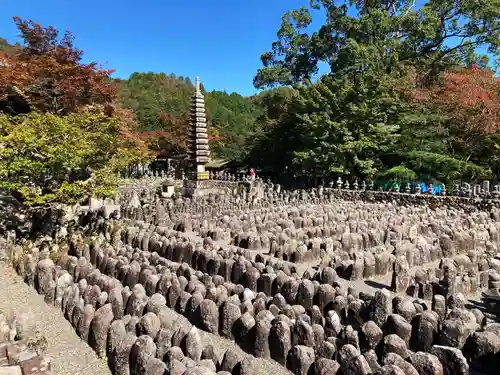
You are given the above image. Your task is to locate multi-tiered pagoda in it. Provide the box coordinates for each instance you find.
[188,76,210,180]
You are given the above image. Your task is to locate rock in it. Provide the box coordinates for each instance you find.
[202,344,218,365]
[314,358,340,375]
[438,318,472,349]
[430,345,468,375]
[184,367,217,375]
[374,365,406,375]
[166,347,185,370]
[318,340,336,360]
[337,355,372,375]
[325,310,342,337]
[410,352,443,375]
[200,359,217,372]
[200,299,219,334]
[360,321,383,350]
[0,313,10,342]
[154,328,172,360]
[393,297,417,322]
[364,349,381,372]
[169,359,187,375]
[371,289,392,327]
[381,334,409,359]
[144,358,168,375]
[110,333,137,375]
[383,353,418,375]
[238,356,257,375]
[410,312,438,352]
[130,335,157,375]
[146,293,166,314]
[36,259,56,297]
[220,301,241,340]
[338,344,360,364]
[287,345,315,375]
[127,285,148,317]
[109,287,125,319]
[219,349,243,373]
[185,326,202,362]
[171,320,192,348]
[385,314,411,345]
[88,303,114,358]
[297,280,315,309]
[292,319,315,347]
[77,304,95,341]
[254,316,272,359]
[137,312,161,339]
[463,331,500,374]
[108,319,127,357]
[269,320,291,365]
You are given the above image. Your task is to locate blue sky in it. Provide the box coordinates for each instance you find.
[0,0,324,96]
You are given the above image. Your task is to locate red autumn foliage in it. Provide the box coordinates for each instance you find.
[410,67,500,136]
[0,17,116,114]
[209,132,223,142]
[140,111,224,156]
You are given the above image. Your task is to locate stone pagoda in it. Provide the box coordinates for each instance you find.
[188,76,210,180]
[182,76,213,197]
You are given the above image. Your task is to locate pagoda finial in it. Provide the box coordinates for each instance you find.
[195,76,200,93]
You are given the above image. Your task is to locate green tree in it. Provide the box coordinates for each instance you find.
[0,111,148,205]
[0,18,151,206]
[0,37,20,52]
[254,0,499,89]
[250,0,499,183]
[249,73,402,178]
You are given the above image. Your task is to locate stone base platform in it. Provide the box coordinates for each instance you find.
[181,179,241,198]
[181,180,218,198]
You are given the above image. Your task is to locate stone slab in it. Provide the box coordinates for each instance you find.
[0,366,22,375]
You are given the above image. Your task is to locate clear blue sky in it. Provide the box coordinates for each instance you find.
[0,0,323,96]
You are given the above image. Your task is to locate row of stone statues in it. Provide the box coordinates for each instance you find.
[326,177,499,198]
[121,165,500,199]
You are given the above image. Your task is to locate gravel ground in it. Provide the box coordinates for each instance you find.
[0,265,111,375]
